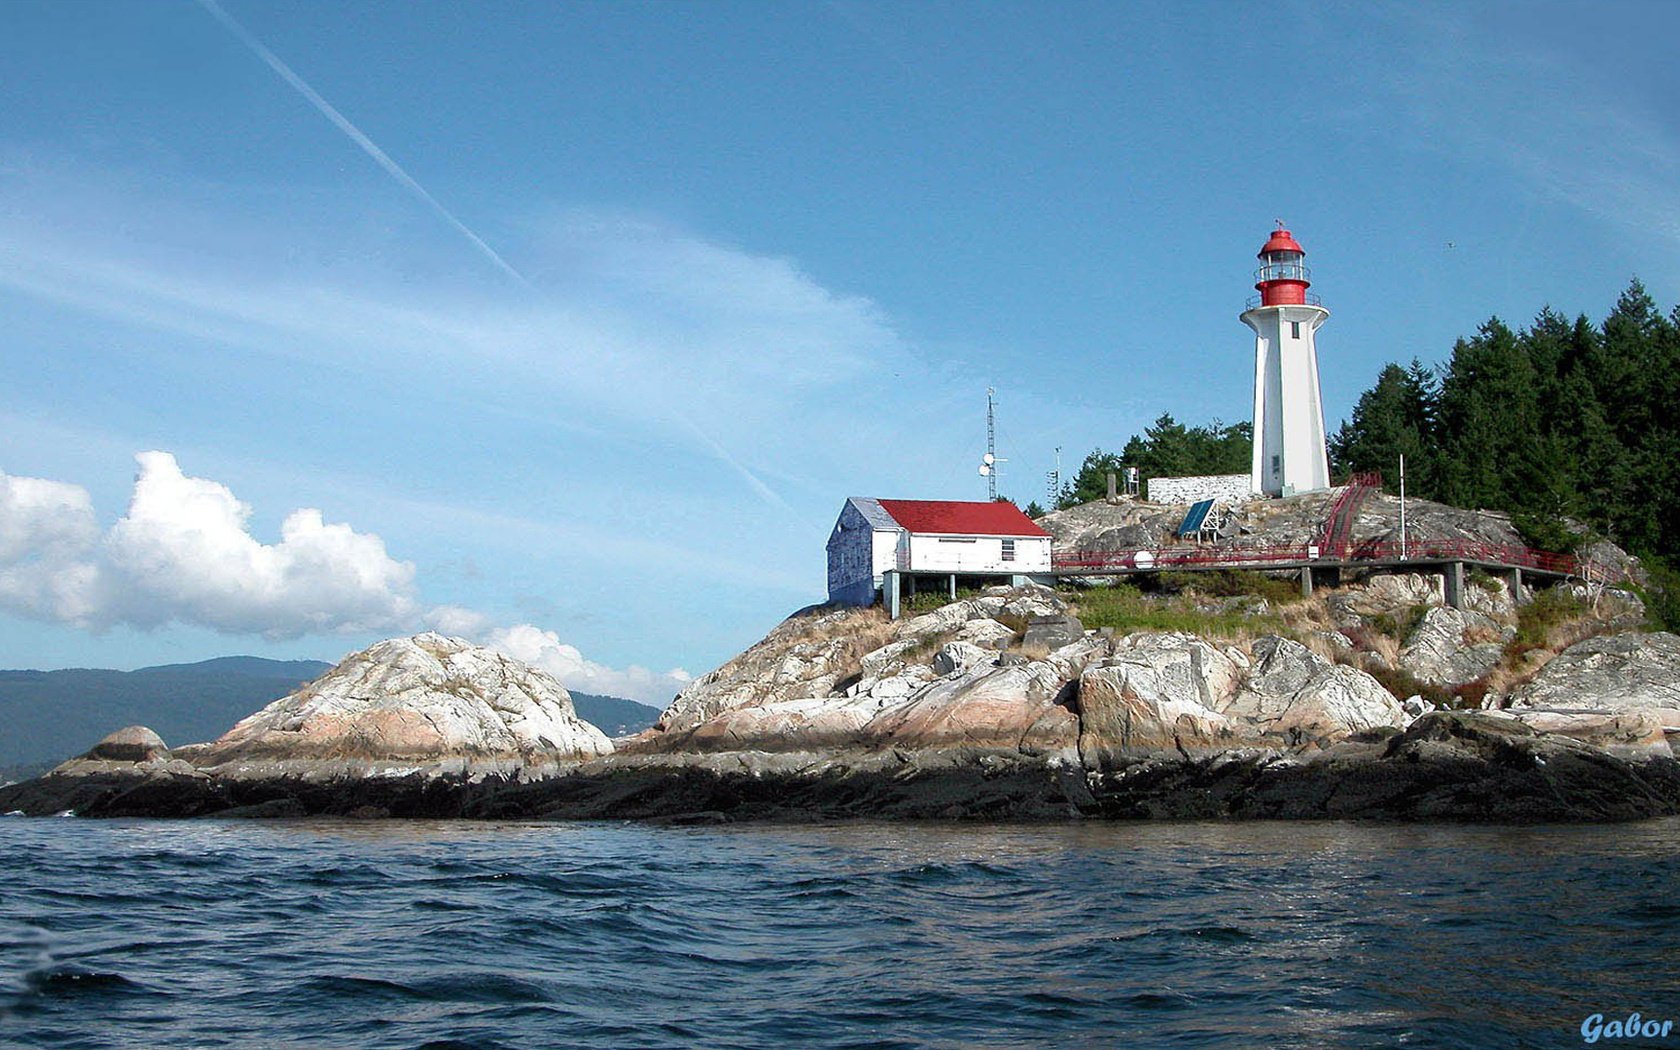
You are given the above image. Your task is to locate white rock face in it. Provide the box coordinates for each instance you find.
[1223,637,1407,742]
[955,619,1016,649]
[1077,633,1244,764]
[933,641,993,676]
[1401,607,1506,688]
[1507,632,1680,715]
[1329,573,1443,621]
[201,633,611,765]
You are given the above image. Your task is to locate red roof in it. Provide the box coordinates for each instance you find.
[1258,227,1305,257]
[876,499,1050,537]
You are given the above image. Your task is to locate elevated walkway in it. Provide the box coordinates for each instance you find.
[1050,476,1621,607]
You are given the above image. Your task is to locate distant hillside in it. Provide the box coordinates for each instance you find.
[0,658,332,773]
[567,692,663,738]
[0,657,665,775]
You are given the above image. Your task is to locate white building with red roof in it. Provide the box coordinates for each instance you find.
[827,497,1053,609]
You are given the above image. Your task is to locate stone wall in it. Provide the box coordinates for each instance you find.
[1145,473,1254,505]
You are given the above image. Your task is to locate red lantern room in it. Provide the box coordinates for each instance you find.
[1254,226,1311,306]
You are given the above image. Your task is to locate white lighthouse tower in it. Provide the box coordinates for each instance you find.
[1244,226,1331,497]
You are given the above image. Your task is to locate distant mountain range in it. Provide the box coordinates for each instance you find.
[0,656,663,781]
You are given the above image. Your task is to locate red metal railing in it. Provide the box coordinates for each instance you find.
[1051,536,1619,582]
[1317,472,1382,557]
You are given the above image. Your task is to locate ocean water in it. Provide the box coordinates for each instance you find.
[1,816,1676,1049]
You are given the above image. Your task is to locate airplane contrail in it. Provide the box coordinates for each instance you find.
[680,415,806,522]
[195,1,803,518]
[194,0,529,287]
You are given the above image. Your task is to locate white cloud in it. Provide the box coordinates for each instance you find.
[423,603,493,637]
[0,451,418,638]
[486,623,691,707]
[100,451,420,636]
[0,471,103,623]
[0,453,695,705]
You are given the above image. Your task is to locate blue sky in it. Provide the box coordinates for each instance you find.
[1,0,1676,702]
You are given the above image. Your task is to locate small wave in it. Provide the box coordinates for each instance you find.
[302,972,553,1006]
[1123,991,1198,1011]
[22,966,159,999]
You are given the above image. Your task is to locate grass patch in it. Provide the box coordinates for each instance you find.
[1363,664,1458,708]
[1154,569,1303,606]
[1513,587,1596,650]
[905,587,987,613]
[1468,569,1505,594]
[1067,582,1284,640]
[1369,603,1431,644]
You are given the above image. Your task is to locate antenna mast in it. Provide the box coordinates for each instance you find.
[977,387,1004,499]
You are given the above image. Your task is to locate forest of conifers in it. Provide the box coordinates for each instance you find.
[1046,280,1679,624]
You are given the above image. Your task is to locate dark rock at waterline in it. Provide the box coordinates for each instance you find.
[2,714,1677,823]
[1088,713,1680,822]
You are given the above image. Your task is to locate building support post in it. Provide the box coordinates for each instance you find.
[1300,566,1314,598]
[1445,562,1465,609]
[883,571,901,620]
[1507,567,1526,603]
[949,574,957,600]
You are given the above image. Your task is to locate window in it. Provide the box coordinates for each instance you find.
[1001,539,1016,561]
[1291,321,1301,339]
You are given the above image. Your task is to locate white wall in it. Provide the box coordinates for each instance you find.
[827,503,883,604]
[905,534,1050,574]
[1146,474,1254,505]
[1244,303,1330,496]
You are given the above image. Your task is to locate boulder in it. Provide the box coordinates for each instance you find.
[1223,636,1406,744]
[1506,632,1680,715]
[1329,573,1443,620]
[1021,614,1085,651]
[1462,576,1517,618]
[954,618,1017,649]
[933,641,993,676]
[658,605,894,732]
[866,661,1078,754]
[197,633,611,771]
[1400,607,1505,688]
[1401,695,1436,720]
[88,725,170,763]
[1077,633,1244,768]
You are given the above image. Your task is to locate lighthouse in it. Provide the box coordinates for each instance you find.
[1244,226,1331,497]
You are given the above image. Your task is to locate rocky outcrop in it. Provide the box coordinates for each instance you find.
[1506,633,1680,717]
[1084,712,1680,822]
[1222,637,1407,743]
[194,633,611,776]
[1076,633,1243,767]
[4,570,1677,824]
[44,725,203,780]
[9,711,1675,824]
[1485,709,1672,758]
[1328,572,1443,620]
[1399,607,1507,688]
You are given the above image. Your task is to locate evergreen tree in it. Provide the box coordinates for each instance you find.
[1056,449,1126,508]
[1331,361,1436,494]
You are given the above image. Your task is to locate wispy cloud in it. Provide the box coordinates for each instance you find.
[1376,3,1680,256]
[194,0,530,287]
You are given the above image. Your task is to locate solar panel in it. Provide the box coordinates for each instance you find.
[1177,499,1215,537]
